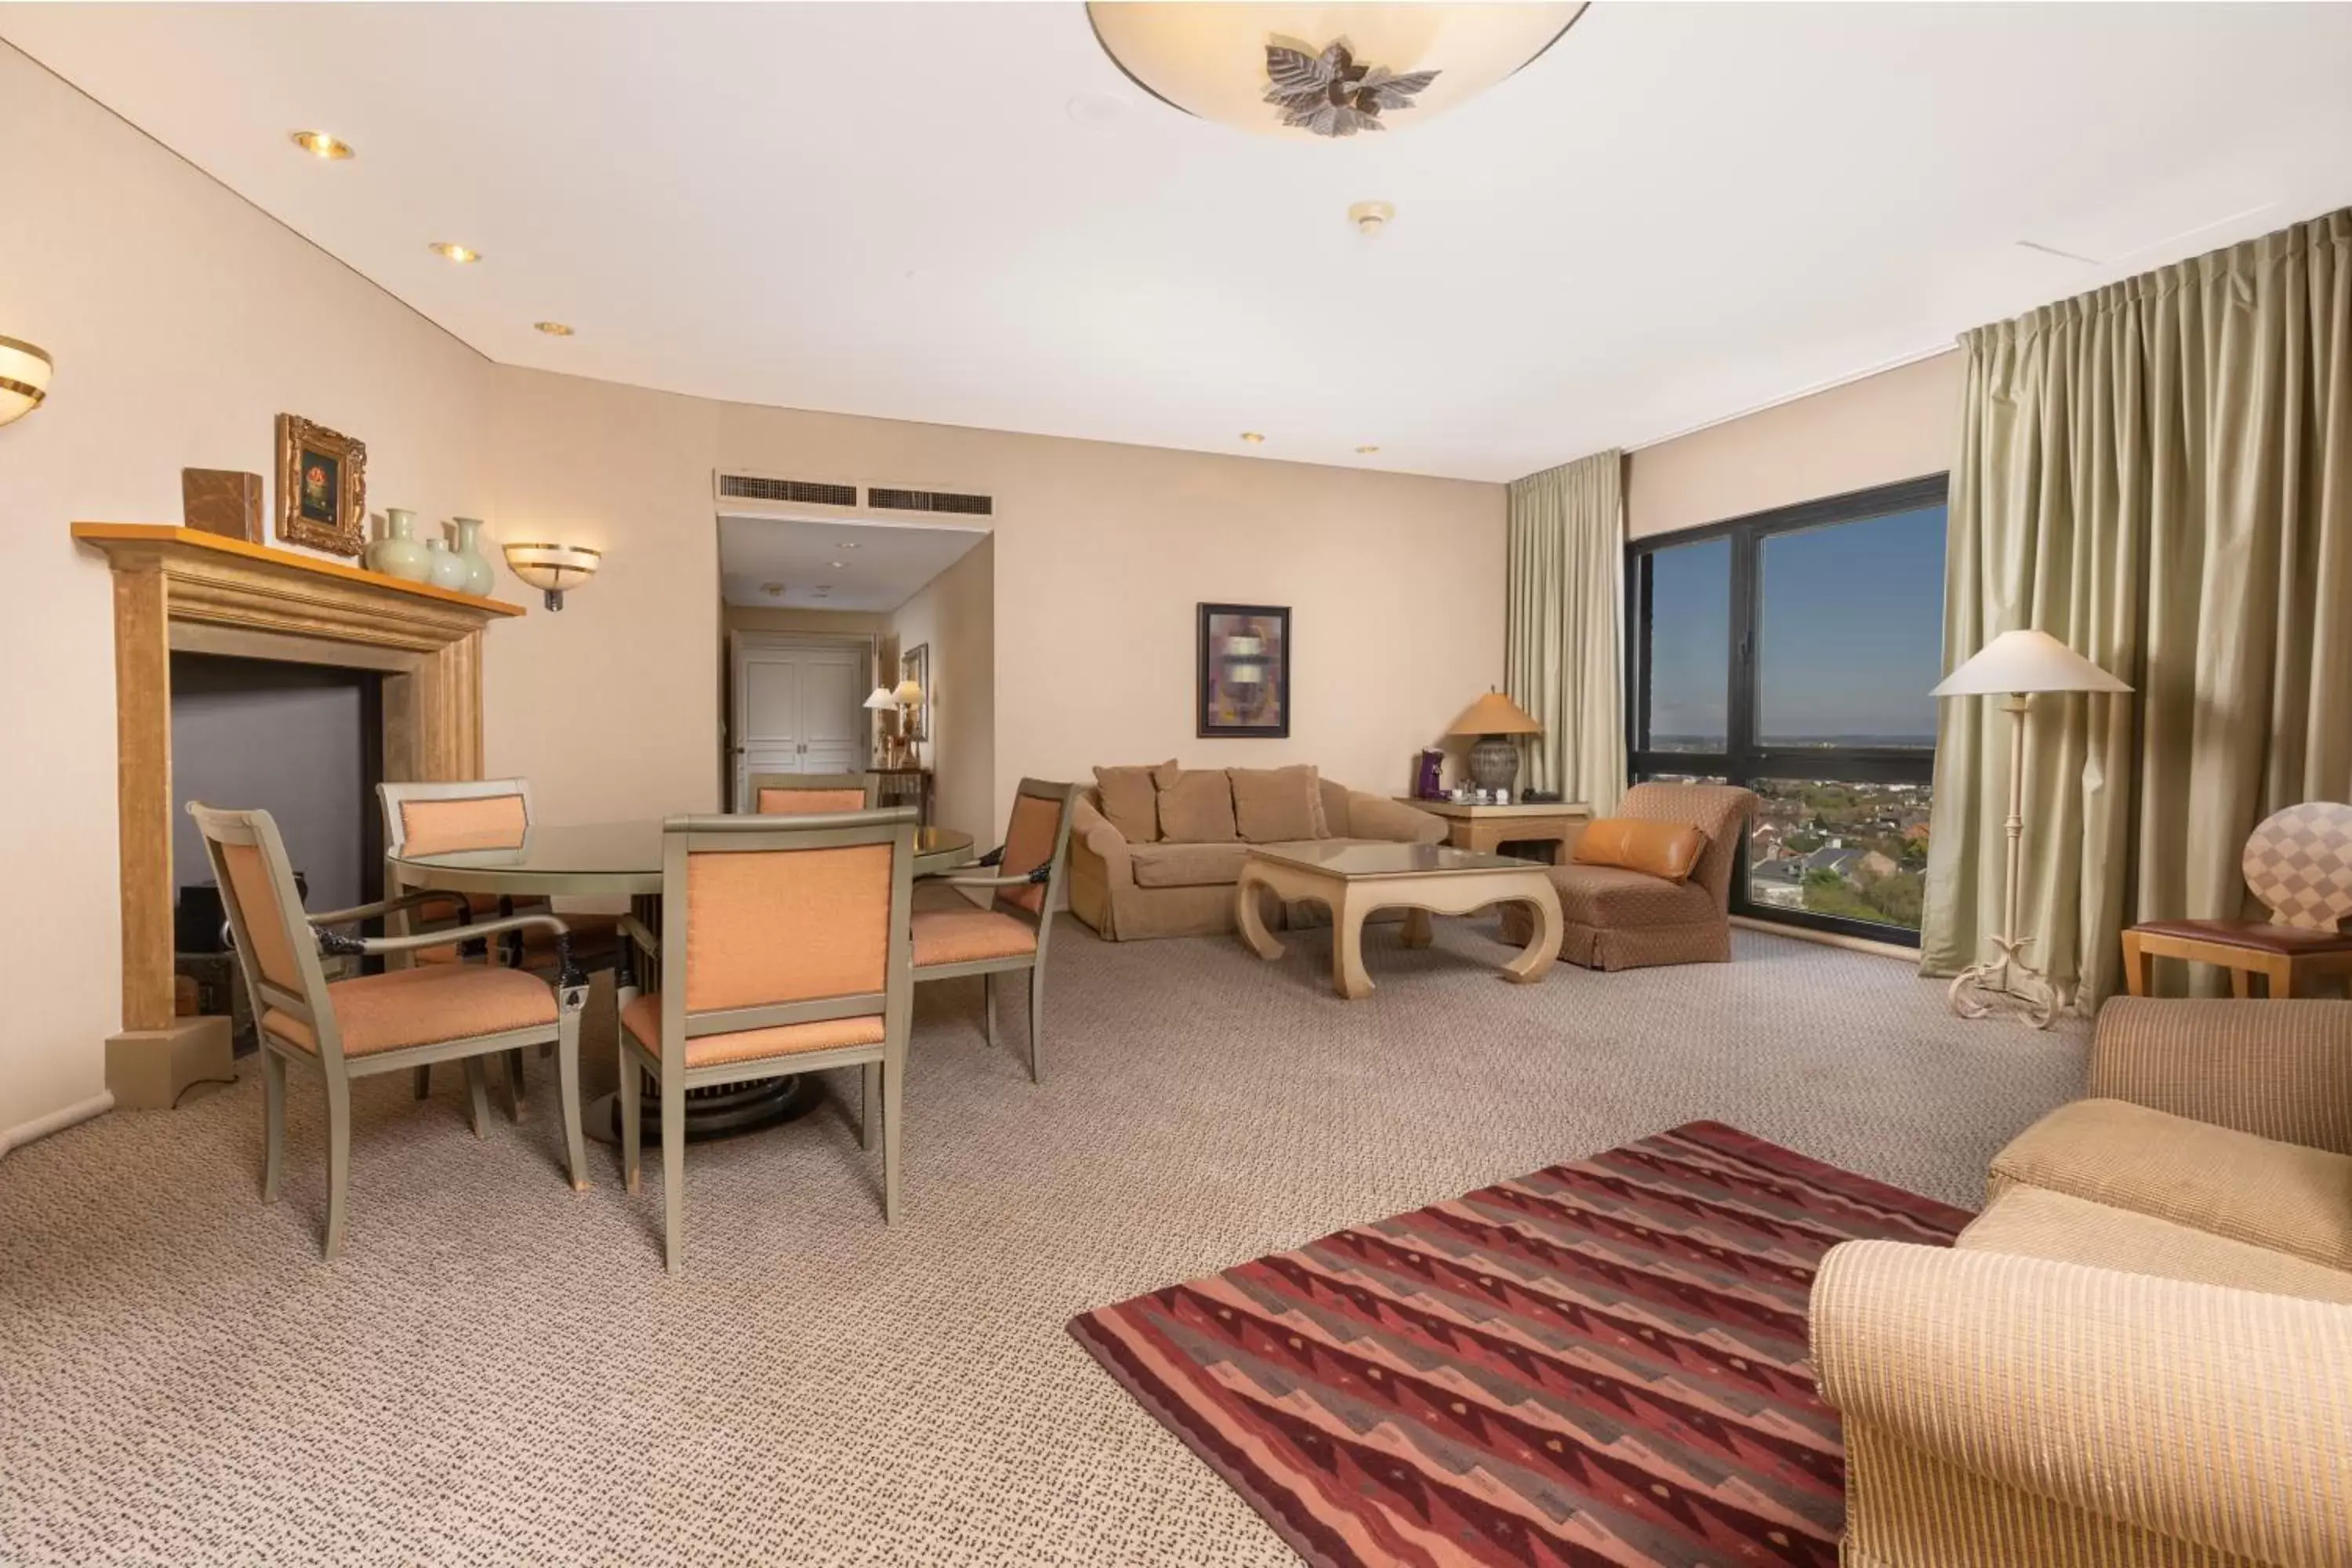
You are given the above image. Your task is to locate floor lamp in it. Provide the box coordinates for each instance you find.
[1931,629,2132,1028]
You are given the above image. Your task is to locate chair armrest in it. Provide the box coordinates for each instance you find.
[1069,797,1133,883]
[318,912,569,964]
[307,890,468,927]
[618,912,659,959]
[2089,997,2352,1153]
[1813,1240,2352,1566]
[1345,792,1445,846]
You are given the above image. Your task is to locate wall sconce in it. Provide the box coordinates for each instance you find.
[501,541,601,612]
[0,336,53,427]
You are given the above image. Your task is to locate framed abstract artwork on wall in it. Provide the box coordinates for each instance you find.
[1197,603,1290,738]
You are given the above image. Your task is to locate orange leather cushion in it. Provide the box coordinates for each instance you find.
[912,906,1040,967]
[263,964,557,1056]
[757,788,866,815]
[619,993,883,1068]
[400,794,528,855]
[220,840,303,992]
[684,844,891,1011]
[1573,818,1707,884]
[995,793,1064,916]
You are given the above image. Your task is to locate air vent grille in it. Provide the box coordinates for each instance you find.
[866,487,994,517]
[717,473,858,508]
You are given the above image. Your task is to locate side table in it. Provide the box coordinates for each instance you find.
[1396,797,1592,865]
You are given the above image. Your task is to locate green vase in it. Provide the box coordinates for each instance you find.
[369,509,430,582]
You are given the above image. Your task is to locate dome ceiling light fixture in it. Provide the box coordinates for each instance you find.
[1086,3,1586,140]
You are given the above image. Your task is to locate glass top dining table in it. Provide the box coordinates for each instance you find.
[387,821,978,898]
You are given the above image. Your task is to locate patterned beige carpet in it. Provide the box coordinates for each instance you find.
[0,920,2085,1566]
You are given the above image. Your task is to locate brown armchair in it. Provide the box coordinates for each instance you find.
[1500,782,1757,970]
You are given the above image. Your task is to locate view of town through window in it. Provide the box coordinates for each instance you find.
[1632,484,1946,940]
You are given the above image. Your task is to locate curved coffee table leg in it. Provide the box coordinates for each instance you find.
[1501,884,1563,984]
[1400,907,1434,949]
[1234,866,1284,962]
[1330,887,1376,1000]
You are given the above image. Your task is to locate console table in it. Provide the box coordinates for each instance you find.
[1396,798,1592,865]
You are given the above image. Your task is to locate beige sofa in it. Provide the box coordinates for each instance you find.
[1813,998,2352,1565]
[1069,771,1443,941]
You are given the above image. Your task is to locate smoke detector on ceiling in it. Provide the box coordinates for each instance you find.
[1349,201,1395,237]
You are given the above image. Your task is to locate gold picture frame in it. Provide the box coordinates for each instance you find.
[899,642,931,743]
[275,412,368,556]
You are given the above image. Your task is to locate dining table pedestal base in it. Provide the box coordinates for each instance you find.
[584,1073,826,1147]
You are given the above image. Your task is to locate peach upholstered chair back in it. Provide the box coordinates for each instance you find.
[379,778,534,857]
[655,808,917,1069]
[994,780,1080,920]
[750,772,880,816]
[188,802,340,1059]
[1617,783,1758,911]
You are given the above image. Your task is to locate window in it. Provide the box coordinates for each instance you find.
[1628,475,1946,945]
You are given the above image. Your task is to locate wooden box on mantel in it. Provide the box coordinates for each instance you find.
[181,469,265,543]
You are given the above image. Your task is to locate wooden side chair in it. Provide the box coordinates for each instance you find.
[378,778,619,1105]
[748,771,878,815]
[191,802,590,1260]
[910,779,1079,1083]
[615,808,917,1275]
[2122,801,2352,998]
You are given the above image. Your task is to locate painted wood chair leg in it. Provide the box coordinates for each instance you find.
[983,971,999,1051]
[1027,967,1045,1084]
[503,1047,528,1121]
[557,1011,587,1192]
[860,1061,881,1152]
[661,1077,686,1276]
[261,1048,287,1203]
[881,1054,905,1224]
[463,1056,492,1137]
[322,1076,352,1260]
[618,1054,642,1195]
[412,1064,431,1100]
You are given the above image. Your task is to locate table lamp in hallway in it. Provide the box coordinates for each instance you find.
[1448,689,1542,794]
[1929,628,2131,1028]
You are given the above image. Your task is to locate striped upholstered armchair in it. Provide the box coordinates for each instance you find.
[1812,999,2352,1564]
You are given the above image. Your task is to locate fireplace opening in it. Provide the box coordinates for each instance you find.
[169,652,385,1050]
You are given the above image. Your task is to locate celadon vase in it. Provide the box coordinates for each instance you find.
[425,538,471,592]
[450,517,495,597]
[370,509,431,583]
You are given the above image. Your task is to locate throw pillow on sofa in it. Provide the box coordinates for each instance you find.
[1157,768,1239,843]
[1092,760,1173,842]
[1573,818,1706,882]
[1228,765,1327,843]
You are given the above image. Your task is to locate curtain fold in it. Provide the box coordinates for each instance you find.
[1922,208,2352,1006]
[1505,450,1627,816]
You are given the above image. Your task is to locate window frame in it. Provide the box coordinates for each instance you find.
[1624,473,1948,946]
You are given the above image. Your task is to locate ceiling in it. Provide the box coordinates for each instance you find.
[717,515,986,614]
[7,3,2351,481]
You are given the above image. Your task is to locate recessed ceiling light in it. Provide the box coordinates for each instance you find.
[1240,432,1265,445]
[290,130,353,160]
[533,321,574,336]
[829,561,845,568]
[1356,445,1381,454]
[429,242,481,264]
[838,542,860,550]
[760,582,786,597]
[1349,201,1395,237]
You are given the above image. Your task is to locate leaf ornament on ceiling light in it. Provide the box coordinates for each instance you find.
[1263,38,1439,138]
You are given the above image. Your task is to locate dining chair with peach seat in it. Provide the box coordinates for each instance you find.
[2122,800,2352,999]
[377,778,621,1106]
[190,802,591,1260]
[615,808,917,1275]
[910,779,1079,1083]
[748,771,879,815]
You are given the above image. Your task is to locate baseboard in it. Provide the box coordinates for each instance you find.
[104,1016,235,1110]
[1730,916,1916,963]
[0,1091,115,1160]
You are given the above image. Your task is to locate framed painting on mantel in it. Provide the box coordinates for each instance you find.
[1197,603,1290,738]
[275,412,368,557]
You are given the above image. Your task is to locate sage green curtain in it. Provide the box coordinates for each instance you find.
[1922,208,2352,1005]
[1506,450,1627,815]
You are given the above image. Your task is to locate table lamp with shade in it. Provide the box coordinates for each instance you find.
[1930,628,2131,1028]
[862,684,899,766]
[1447,689,1543,794]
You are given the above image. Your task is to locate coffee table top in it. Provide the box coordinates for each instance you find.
[1246,841,1541,879]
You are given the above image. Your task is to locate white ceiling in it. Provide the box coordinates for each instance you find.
[717,514,986,614]
[8,3,2351,481]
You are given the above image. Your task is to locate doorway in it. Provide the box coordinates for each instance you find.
[727,634,872,809]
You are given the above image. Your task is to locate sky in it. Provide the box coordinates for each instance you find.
[1648,504,1946,745]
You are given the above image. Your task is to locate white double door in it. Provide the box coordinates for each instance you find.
[731,636,869,808]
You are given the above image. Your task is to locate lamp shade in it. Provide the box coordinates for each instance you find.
[892,678,924,705]
[1087,3,1583,140]
[500,540,601,612]
[1931,629,2131,696]
[0,335,53,426]
[1446,689,1541,737]
[862,686,898,712]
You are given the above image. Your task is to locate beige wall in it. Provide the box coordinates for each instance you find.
[886,538,995,841]
[722,605,891,638]
[1626,352,1963,539]
[0,46,1505,1137]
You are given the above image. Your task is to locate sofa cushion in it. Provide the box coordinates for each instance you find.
[1958,1185,2352,1304]
[1546,863,1716,930]
[1990,1098,2352,1271]
[1574,817,1706,883]
[1091,761,1171,843]
[1130,840,1252,888]
[1229,765,1325,843]
[1157,769,1238,843]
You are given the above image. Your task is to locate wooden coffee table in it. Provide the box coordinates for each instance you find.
[1233,841,1564,1000]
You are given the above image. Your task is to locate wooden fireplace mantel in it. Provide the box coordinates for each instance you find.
[74,522,524,1105]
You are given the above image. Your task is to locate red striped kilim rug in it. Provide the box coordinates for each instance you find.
[1069,1121,1972,1567]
